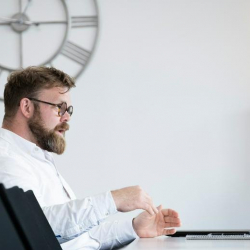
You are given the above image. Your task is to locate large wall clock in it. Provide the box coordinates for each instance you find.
[0,0,99,101]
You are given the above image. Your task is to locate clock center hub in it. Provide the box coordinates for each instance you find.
[11,13,30,33]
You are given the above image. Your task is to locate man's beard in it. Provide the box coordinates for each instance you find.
[28,108,69,155]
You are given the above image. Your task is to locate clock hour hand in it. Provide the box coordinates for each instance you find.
[0,17,66,26]
[26,20,67,26]
[0,16,36,27]
[0,16,19,25]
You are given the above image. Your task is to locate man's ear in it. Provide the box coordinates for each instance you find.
[19,98,34,118]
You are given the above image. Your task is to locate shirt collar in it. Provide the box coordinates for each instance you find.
[0,128,54,161]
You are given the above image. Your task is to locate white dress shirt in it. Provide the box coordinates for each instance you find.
[0,128,138,249]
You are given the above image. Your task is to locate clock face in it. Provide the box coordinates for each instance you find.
[0,0,99,101]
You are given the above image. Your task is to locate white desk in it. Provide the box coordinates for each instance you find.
[121,236,250,249]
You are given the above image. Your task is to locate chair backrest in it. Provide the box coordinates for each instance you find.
[0,191,25,249]
[0,184,62,250]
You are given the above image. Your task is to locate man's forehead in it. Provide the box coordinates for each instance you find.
[39,87,71,100]
[40,86,69,94]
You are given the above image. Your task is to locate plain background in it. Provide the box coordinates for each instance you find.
[1,0,250,230]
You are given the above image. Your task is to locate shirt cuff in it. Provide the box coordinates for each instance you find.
[91,191,117,220]
[61,232,99,250]
[117,219,139,244]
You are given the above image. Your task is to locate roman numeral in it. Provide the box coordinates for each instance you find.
[71,16,98,28]
[61,41,90,65]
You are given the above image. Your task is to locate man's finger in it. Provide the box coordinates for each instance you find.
[164,216,181,224]
[164,222,181,228]
[144,204,155,216]
[152,204,158,214]
[162,228,176,235]
[162,209,179,218]
[145,194,158,214]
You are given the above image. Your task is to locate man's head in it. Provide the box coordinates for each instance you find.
[3,66,76,154]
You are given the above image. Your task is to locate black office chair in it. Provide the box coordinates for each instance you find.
[0,184,62,250]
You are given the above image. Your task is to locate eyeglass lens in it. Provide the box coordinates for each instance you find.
[59,103,73,116]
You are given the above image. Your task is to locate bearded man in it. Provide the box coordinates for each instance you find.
[0,66,181,249]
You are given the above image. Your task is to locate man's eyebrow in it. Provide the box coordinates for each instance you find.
[55,99,66,104]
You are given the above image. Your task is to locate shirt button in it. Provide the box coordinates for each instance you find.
[105,212,109,216]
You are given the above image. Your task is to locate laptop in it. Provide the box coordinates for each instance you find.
[167,230,250,240]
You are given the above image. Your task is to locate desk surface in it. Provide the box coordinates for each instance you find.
[121,236,250,249]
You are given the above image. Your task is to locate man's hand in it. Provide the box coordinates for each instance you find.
[132,205,181,238]
[111,186,158,215]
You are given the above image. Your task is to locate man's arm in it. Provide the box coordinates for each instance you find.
[85,205,181,249]
[42,191,118,242]
[42,185,159,241]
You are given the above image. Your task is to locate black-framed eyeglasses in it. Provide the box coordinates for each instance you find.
[27,97,73,117]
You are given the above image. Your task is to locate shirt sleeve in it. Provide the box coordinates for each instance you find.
[60,231,100,250]
[42,191,118,242]
[61,219,138,250]
[88,219,138,249]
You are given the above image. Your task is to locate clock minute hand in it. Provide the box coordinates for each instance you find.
[21,0,32,15]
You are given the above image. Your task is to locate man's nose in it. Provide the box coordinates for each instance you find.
[60,111,71,123]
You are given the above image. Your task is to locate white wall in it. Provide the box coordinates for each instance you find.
[3,0,250,230]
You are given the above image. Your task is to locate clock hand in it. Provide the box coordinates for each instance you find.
[25,20,67,26]
[22,0,32,15]
[0,17,19,24]
[0,0,32,25]
[0,17,66,26]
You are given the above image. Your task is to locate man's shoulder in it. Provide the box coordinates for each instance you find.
[0,141,35,179]
[0,137,26,167]
[0,136,13,156]
[0,151,23,170]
